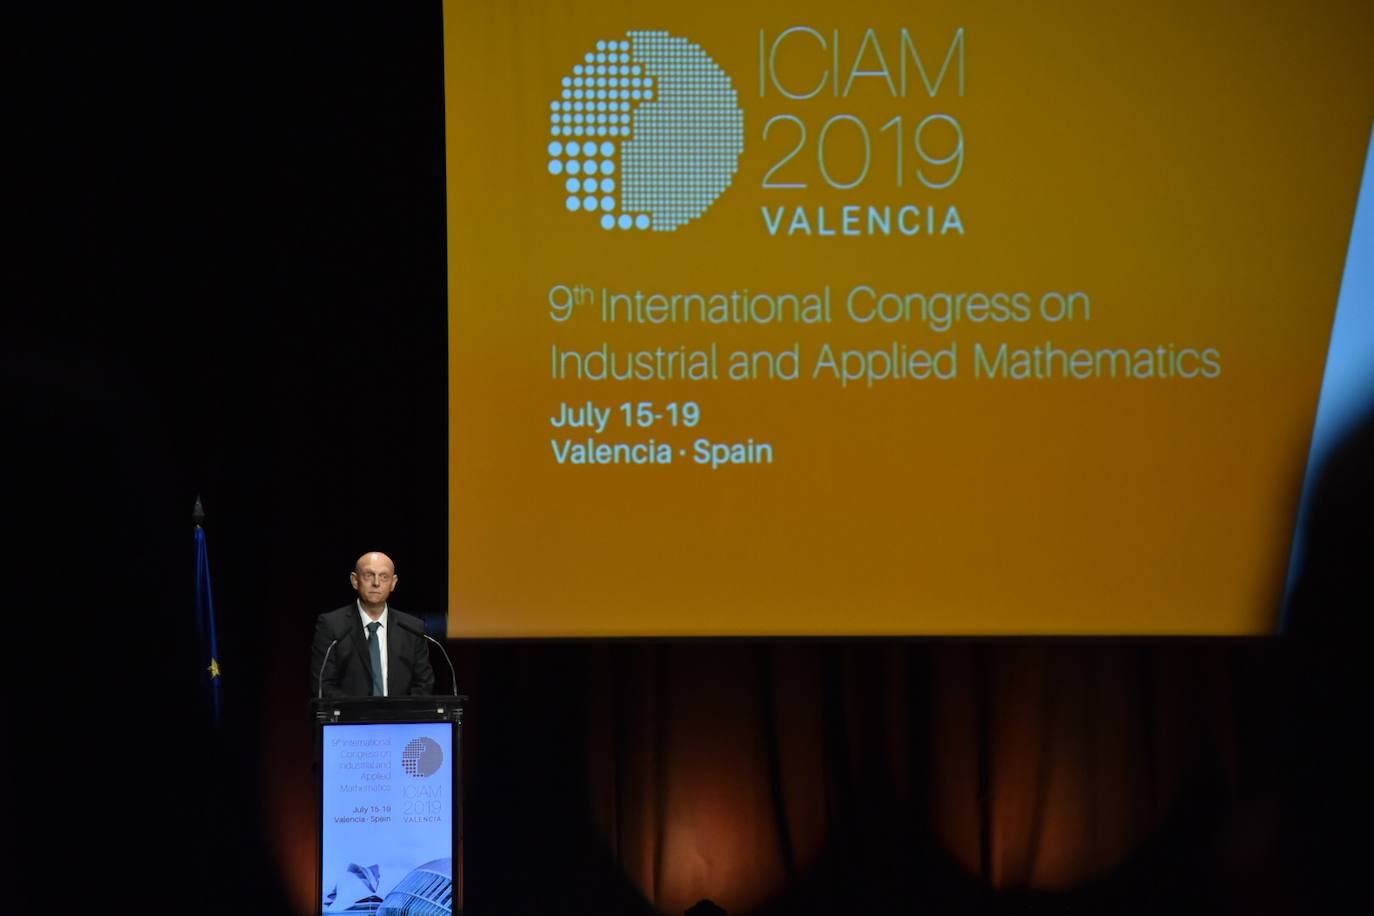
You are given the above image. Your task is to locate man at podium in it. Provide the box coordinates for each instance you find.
[311,551,436,698]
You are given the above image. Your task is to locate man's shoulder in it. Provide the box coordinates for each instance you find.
[316,604,359,631]
[321,604,357,620]
[390,608,427,632]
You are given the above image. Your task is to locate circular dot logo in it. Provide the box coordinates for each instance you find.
[401,737,444,778]
[547,32,745,232]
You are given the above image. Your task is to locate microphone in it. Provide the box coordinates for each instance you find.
[394,616,458,697]
[317,638,339,700]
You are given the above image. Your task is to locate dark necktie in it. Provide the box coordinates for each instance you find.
[367,620,384,696]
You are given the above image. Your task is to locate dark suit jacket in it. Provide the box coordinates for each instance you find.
[310,604,436,698]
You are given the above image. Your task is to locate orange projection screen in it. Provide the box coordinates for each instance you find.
[444,0,1374,636]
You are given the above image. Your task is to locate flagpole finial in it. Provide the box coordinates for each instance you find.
[193,495,206,528]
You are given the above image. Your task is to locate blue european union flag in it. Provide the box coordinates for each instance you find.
[194,497,222,723]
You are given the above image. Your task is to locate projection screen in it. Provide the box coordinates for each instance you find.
[444,0,1374,636]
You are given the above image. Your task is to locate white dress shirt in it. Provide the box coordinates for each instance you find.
[356,601,389,696]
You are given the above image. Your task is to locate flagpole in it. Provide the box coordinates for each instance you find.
[194,495,223,724]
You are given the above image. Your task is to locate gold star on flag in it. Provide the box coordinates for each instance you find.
[207,658,221,679]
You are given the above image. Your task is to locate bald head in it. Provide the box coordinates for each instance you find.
[351,551,398,616]
[354,551,395,575]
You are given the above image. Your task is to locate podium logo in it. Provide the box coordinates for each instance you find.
[546,31,745,232]
[402,737,444,777]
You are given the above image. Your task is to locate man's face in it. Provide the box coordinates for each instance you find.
[351,554,397,607]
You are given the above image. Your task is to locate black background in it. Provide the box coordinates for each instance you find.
[23,4,451,909]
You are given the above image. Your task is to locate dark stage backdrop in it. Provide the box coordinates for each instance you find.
[21,6,1369,916]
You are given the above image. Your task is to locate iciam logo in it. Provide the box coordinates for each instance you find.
[401,737,443,777]
[547,31,745,232]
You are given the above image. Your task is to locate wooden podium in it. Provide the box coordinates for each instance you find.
[312,696,465,915]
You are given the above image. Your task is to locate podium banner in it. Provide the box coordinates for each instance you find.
[320,721,455,915]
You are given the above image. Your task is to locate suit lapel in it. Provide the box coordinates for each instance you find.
[385,613,396,694]
[353,611,375,683]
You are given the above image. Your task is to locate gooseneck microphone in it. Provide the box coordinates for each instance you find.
[317,637,340,699]
[394,617,459,697]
